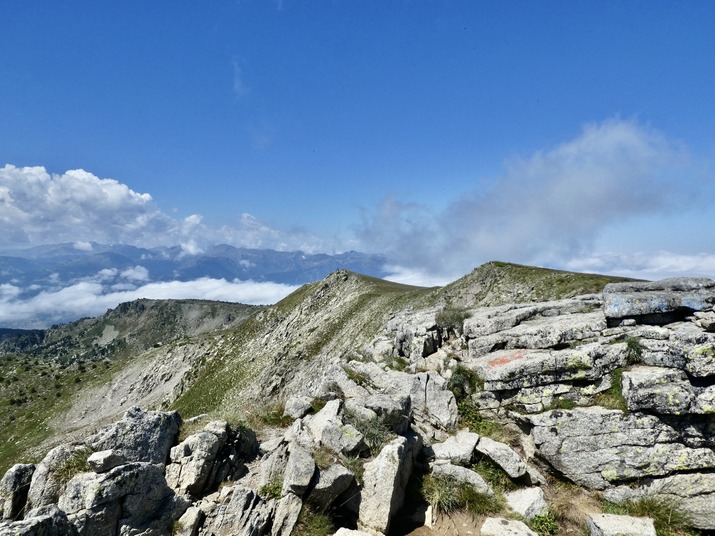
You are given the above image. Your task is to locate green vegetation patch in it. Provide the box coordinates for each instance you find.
[421,473,503,517]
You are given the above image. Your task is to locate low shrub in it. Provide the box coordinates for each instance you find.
[448,364,482,401]
[435,307,472,333]
[529,510,559,536]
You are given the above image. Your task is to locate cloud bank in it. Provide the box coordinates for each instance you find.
[0,164,328,253]
[357,119,713,281]
[0,265,298,327]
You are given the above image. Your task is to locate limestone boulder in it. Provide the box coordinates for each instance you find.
[166,426,225,498]
[85,407,180,465]
[428,429,480,466]
[281,443,315,497]
[26,444,90,511]
[358,435,419,534]
[58,462,185,535]
[430,462,493,496]
[604,472,715,530]
[504,487,548,521]
[307,400,366,455]
[86,450,124,474]
[309,464,354,510]
[271,493,302,536]
[0,463,34,521]
[200,485,274,536]
[472,343,623,392]
[475,437,527,479]
[0,505,77,536]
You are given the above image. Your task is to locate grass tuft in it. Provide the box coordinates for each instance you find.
[293,504,334,536]
[529,510,559,536]
[422,473,503,517]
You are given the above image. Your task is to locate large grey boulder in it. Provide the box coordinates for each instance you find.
[0,463,34,521]
[603,278,715,325]
[504,487,548,521]
[481,517,537,536]
[307,400,366,455]
[281,443,315,497]
[85,407,180,465]
[26,444,90,512]
[526,407,715,489]
[58,462,185,536]
[200,485,274,536]
[686,342,715,377]
[86,450,124,474]
[468,311,606,358]
[428,429,480,466]
[358,435,419,534]
[166,423,227,498]
[475,437,527,479]
[309,464,354,510]
[342,362,458,433]
[271,493,302,536]
[430,462,494,496]
[0,505,77,536]
[586,513,656,536]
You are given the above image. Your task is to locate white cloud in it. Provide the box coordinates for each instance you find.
[0,276,298,327]
[0,164,332,253]
[0,165,174,247]
[564,251,715,281]
[73,241,93,251]
[120,266,150,282]
[356,119,711,278]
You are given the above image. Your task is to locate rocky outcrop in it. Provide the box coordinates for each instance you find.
[85,406,180,465]
[603,278,715,326]
[4,273,715,535]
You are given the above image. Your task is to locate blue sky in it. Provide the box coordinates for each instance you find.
[2,1,715,286]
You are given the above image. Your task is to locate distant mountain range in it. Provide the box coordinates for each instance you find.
[0,242,390,329]
[0,242,389,287]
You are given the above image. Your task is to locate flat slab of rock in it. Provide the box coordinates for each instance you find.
[475,437,527,479]
[622,366,694,415]
[505,487,548,521]
[430,462,493,496]
[429,429,479,466]
[481,517,537,536]
[604,278,715,325]
[526,407,715,489]
[586,513,656,536]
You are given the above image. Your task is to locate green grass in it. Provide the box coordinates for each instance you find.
[435,307,472,333]
[594,368,627,412]
[293,504,334,536]
[0,352,130,473]
[421,473,503,517]
[54,446,92,488]
[342,410,396,454]
[258,478,283,500]
[457,399,504,438]
[472,456,520,493]
[529,510,559,536]
[603,498,696,536]
[448,365,482,402]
